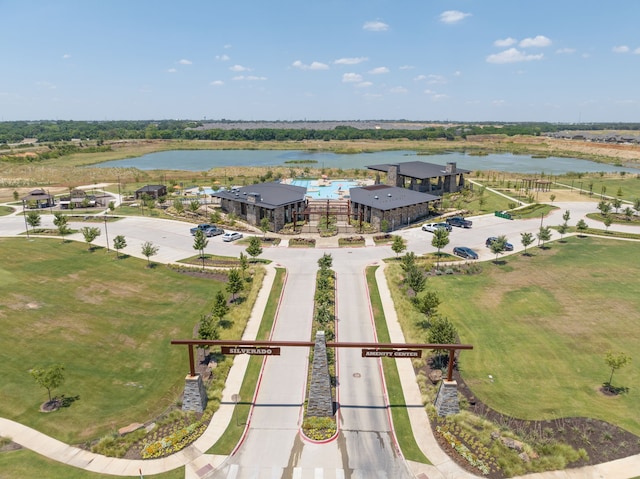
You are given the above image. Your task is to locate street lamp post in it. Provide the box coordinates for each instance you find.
[22,200,30,240]
[104,215,110,252]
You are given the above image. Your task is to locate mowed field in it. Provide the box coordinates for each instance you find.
[0,238,227,444]
[433,237,640,434]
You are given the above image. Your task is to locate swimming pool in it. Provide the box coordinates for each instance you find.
[288,179,360,199]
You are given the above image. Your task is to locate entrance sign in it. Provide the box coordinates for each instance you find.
[221,346,281,356]
[362,349,422,358]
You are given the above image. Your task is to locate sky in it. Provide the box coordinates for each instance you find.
[1,0,639,123]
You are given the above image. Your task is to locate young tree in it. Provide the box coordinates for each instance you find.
[81,226,101,251]
[400,251,417,273]
[431,228,450,270]
[259,216,270,238]
[633,198,640,217]
[603,215,613,232]
[391,235,407,258]
[141,241,159,267]
[246,236,263,262]
[26,211,41,231]
[226,268,244,301]
[612,197,622,214]
[210,209,222,224]
[562,210,571,225]
[427,316,458,368]
[413,291,440,319]
[557,222,569,241]
[53,212,70,242]
[537,225,552,247]
[113,235,127,259]
[238,252,249,279]
[623,206,634,221]
[406,267,426,295]
[489,235,507,263]
[520,232,534,255]
[576,219,589,236]
[604,351,631,393]
[193,229,209,270]
[597,200,611,216]
[198,314,219,343]
[211,290,229,322]
[29,364,65,404]
[189,200,200,214]
[173,198,184,214]
[317,252,333,269]
[549,194,556,203]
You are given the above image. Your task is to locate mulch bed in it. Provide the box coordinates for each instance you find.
[421,360,640,478]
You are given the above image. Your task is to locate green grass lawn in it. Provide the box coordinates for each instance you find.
[386,236,640,435]
[0,238,253,445]
[0,449,183,479]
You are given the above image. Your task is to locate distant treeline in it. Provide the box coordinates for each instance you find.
[1,120,640,144]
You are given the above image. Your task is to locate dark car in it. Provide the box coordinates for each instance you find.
[485,236,514,251]
[446,216,473,228]
[190,223,212,235]
[453,246,479,260]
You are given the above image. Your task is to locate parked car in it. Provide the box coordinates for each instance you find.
[203,226,225,237]
[453,246,479,260]
[222,232,243,242]
[485,236,514,251]
[446,216,473,228]
[421,222,452,233]
[190,223,212,235]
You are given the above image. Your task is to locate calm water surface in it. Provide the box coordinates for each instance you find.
[96,149,640,175]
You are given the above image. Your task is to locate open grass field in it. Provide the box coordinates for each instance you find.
[386,236,640,436]
[0,448,183,479]
[0,238,262,445]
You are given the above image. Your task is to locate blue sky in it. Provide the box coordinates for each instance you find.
[1,0,639,122]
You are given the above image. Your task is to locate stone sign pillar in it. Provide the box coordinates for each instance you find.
[307,331,334,417]
[434,379,460,416]
[182,374,208,413]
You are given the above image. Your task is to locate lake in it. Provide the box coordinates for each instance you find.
[96,149,640,175]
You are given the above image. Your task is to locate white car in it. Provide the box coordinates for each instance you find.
[222,232,243,242]
[421,222,451,233]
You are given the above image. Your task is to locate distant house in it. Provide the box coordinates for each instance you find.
[58,189,97,209]
[349,184,439,231]
[21,189,55,208]
[135,185,167,200]
[213,182,307,231]
[366,161,470,196]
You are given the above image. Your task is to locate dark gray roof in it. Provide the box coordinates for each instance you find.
[213,181,306,208]
[349,185,439,210]
[367,160,470,179]
[136,184,166,192]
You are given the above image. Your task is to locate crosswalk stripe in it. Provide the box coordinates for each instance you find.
[314,467,323,479]
[293,467,302,479]
[227,464,239,479]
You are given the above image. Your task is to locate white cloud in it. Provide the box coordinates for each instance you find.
[230,64,250,72]
[427,74,446,84]
[494,37,517,47]
[486,48,544,64]
[355,81,373,88]
[224,44,232,49]
[453,71,462,77]
[432,94,448,101]
[215,54,230,61]
[492,100,506,106]
[519,35,551,48]
[439,10,471,24]
[342,73,363,83]
[292,60,329,70]
[363,21,389,32]
[178,59,192,65]
[556,48,576,54]
[634,48,640,55]
[167,68,177,73]
[335,57,368,65]
[390,86,408,94]
[612,45,630,53]
[413,75,427,81]
[399,65,414,70]
[35,81,56,89]
[62,53,71,59]
[368,67,389,74]
[232,75,266,81]
[210,80,224,86]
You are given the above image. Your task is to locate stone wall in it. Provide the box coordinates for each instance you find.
[182,374,208,413]
[434,379,460,416]
[307,331,334,417]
